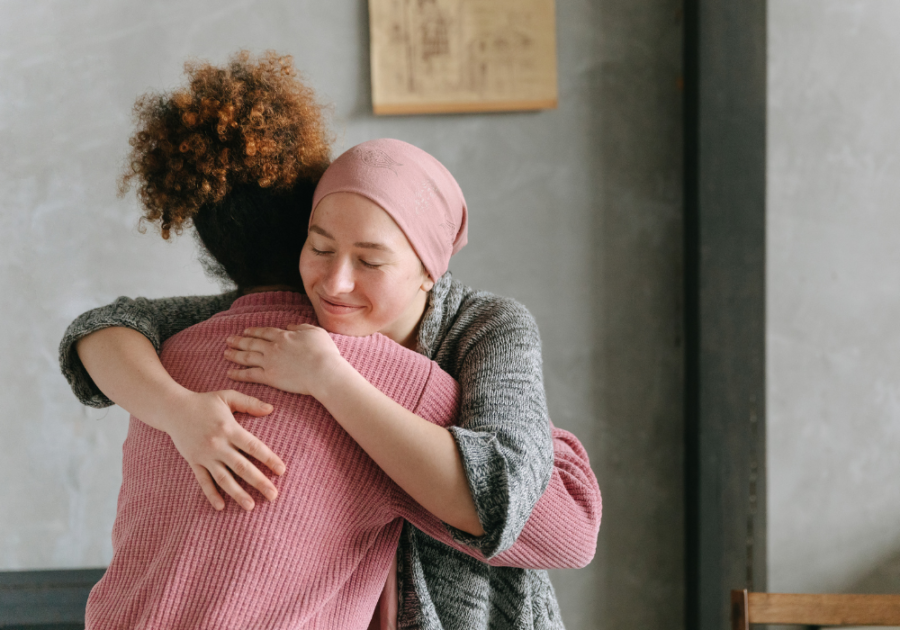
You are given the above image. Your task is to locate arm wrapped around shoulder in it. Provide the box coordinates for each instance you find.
[58,292,238,407]
[441,296,554,558]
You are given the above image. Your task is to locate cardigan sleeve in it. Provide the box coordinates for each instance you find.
[437,296,554,558]
[402,350,600,568]
[393,423,601,569]
[483,425,601,569]
[58,292,239,408]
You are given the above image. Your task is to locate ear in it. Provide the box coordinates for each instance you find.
[419,262,435,292]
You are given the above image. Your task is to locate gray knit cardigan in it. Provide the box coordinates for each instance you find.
[59,273,564,630]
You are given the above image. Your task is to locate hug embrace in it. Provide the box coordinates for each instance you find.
[59,51,601,630]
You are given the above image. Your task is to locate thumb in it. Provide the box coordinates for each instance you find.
[219,390,274,416]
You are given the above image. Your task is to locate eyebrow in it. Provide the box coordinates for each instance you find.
[309,224,394,253]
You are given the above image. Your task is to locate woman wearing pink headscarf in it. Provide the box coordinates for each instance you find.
[62,136,599,628]
[223,139,597,628]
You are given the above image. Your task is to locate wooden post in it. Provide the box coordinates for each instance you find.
[731,589,750,630]
[684,1,767,629]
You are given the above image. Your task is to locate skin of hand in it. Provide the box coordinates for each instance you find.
[76,327,286,512]
[161,389,286,512]
[224,324,340,396]
[225,325,486,536]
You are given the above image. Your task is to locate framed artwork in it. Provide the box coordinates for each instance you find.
[368,0,558,115]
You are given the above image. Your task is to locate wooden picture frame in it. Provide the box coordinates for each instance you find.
[368,0,558,115]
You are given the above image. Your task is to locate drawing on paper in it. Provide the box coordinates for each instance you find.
[369,0,558,115]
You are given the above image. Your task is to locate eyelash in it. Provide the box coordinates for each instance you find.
[311,248,382,269]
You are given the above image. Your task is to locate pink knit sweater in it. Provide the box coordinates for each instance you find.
[86,292,600,629]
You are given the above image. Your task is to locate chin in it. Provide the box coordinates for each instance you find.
[317,316,368,337]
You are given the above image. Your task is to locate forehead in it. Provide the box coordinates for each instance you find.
[311,192,411,248]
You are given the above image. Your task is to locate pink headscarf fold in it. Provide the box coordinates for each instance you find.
[311,139,468,281]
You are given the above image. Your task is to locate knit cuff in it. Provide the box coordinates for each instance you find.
[58,297,163,409]
[445,427,516,558]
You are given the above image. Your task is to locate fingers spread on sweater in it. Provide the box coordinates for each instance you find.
[191,464,225,511]
[236,427,286,476]
[239,327,286,341]
[219,389,274,418]
[224,348,265,367]
[210,462,255,511]
[226,448,278,502]
[227,367,265,384]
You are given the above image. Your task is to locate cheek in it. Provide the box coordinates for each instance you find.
[354,276,391,311]
[370,277,417,316]
[299,250,317,286]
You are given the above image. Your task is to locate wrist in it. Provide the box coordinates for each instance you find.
[312,353,357,404]
[141,382,194,433]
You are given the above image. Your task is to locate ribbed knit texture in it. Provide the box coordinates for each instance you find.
[86,292,459,630]
[61,275,602,630]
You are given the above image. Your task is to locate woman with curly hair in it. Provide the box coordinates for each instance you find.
[60,51,600,629]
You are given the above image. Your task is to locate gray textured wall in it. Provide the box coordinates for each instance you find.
[0,1,684,627]
[768,0,900,597]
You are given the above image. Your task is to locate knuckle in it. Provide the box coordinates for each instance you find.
[243,438,261,457]
[201,437,219,452]
[212,470,232,486]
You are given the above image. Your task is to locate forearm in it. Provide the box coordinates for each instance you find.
[316,359,484,536]
[395,426,600,569]
[59,292,238,407]
[75,327,190,431]
[76,323,284,512]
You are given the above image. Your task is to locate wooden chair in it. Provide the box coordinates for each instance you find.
[732,589,900,629]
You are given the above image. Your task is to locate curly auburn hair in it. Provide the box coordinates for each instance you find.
[120,50,331,240]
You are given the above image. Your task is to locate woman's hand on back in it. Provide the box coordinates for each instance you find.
[224,324,345,397]
[156,389,287,512]
[75,326,285,512]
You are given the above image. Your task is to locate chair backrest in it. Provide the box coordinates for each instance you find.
[731,589,900,629]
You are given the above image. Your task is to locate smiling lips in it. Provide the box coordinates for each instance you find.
[318,295,365,315]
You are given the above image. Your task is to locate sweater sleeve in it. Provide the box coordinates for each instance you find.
[484,425,601,569]
[58,292,239,408]
[396,369,601,569]
[444,298,554,558]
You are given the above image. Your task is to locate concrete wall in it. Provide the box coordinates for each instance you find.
[0,1,684,627]
[768,0,900,596]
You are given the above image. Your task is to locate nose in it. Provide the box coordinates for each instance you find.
[321,257,355,295]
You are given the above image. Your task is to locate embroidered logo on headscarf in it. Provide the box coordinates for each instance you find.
[414,179,441,216]
[440,219,457,243]
[356,148,403,175]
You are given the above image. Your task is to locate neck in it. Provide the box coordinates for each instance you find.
[389,289,429,351]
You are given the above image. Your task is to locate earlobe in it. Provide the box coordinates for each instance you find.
[421,276,435,292]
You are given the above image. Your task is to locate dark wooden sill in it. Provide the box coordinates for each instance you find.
[0,569,105,628]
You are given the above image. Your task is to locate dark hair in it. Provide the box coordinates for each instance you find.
[193,181,316,290]
[118,50,332,290]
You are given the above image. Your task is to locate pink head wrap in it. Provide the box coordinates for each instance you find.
[311,139,468,281]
